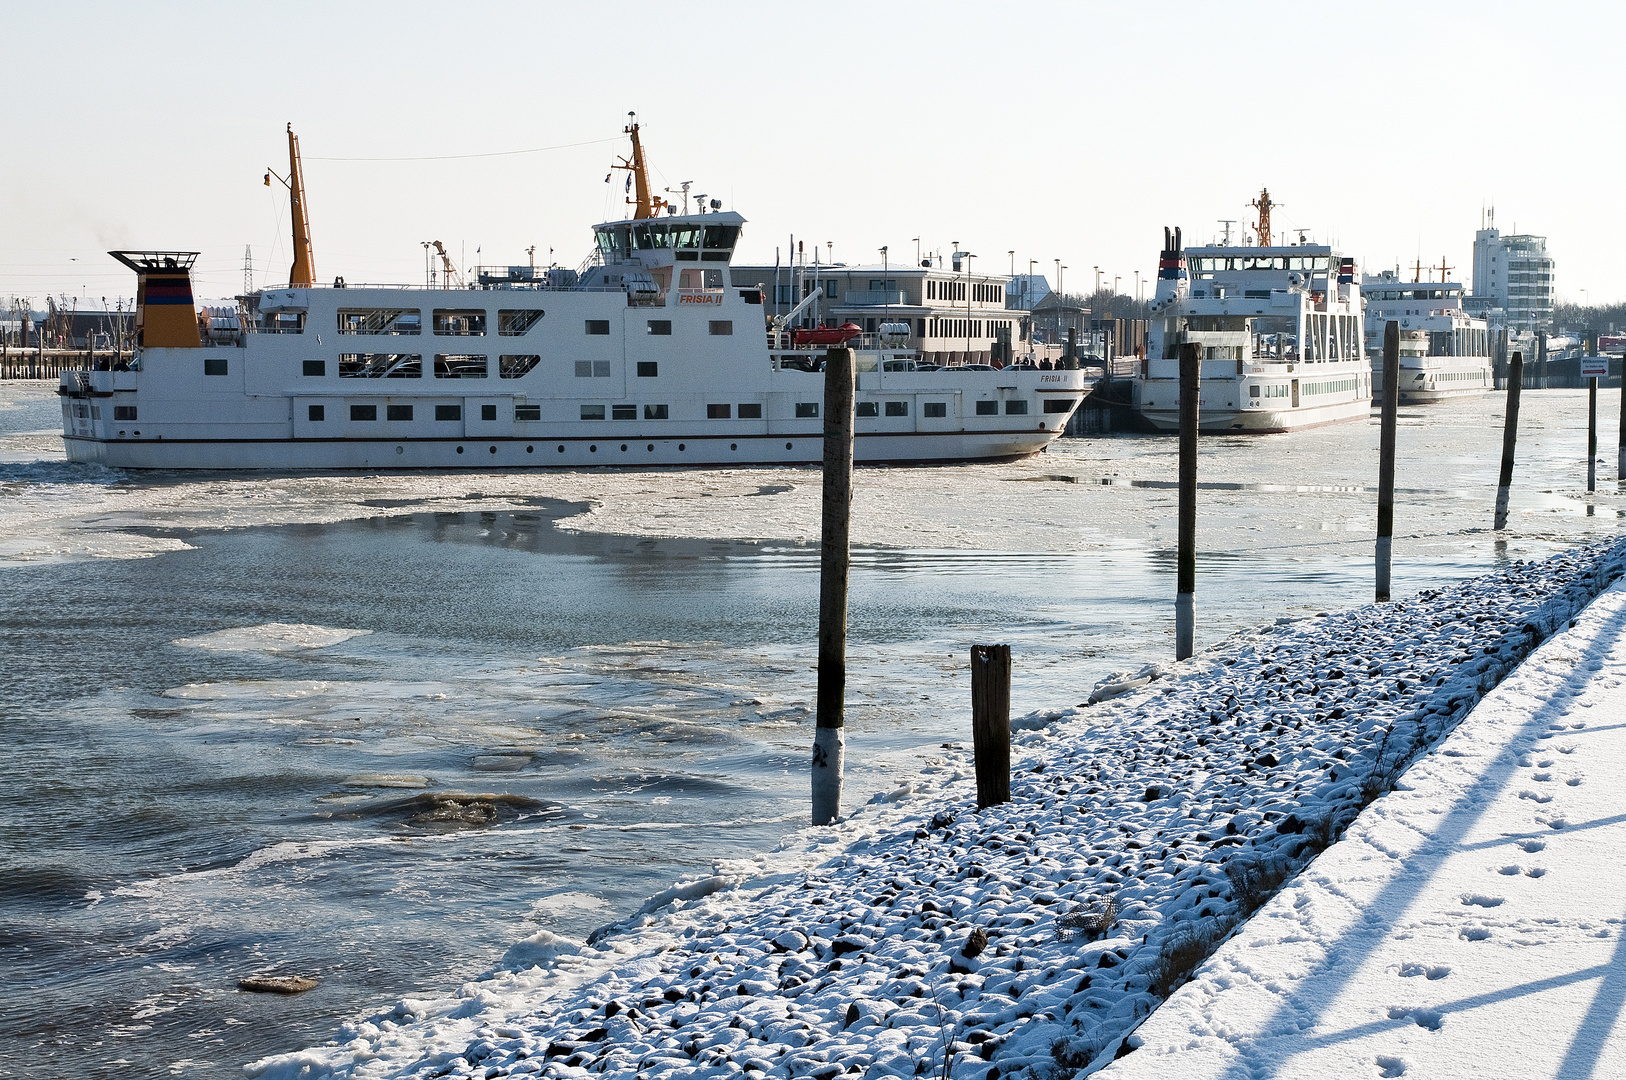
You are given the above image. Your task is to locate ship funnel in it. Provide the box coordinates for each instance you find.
[110,251,202,348]
[1151,227,1188,309]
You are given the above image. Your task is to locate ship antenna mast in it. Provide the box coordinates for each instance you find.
[263,123,315,286]
[1249,188,1278,247]
[1217,219,1236,246]
[612,112,669,220]
[1434,255,1453,282]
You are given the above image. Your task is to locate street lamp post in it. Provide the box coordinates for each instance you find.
[964,253,976,362]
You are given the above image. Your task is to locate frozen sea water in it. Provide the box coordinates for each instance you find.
[0,381,1620,1077]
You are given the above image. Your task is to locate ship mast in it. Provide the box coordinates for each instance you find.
[264,124,316,286]
[1249,188,1276,247]
[613,113,668,220]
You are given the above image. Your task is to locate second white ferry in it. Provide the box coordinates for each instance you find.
[59,122,1085,469]
[1361,269,1492,404]
[1132,195,1371,433]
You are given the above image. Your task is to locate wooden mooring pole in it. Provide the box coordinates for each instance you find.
[970,644,1011,810]
[1619,357,1626,480]
[811,347,854,826]
[1175,339,1199,661]
[1376,320,1399,602]
[1494,351,1524,531]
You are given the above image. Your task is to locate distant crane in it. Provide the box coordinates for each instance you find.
[264,123,315,287]
[429,241,464,289]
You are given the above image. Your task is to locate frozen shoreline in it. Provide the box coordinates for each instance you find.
[248,539,1626,1080]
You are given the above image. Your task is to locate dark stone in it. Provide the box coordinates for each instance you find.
[582,1027,608,1042]
[236,975,318,995]
[844,1002,860,1029]
[961,927,988,959]
[1257,753,1280,768]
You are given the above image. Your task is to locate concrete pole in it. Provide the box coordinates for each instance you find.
[1376,321,1399,602]
[811,346,855,826]
[1176,339,1200,660]
[1494,352,1525,531]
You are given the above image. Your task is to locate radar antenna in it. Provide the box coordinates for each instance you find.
[1217,219,1236,245]
[1249,188,1278,247]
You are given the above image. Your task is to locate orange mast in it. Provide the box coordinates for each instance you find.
[265,124,315,286]
[1250,188,1276,246]
[612,113,668,220]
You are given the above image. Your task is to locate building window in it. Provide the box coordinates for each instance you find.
[307,404,325,421]
[738,403,763,419]
[575,360,611,378]
[647,320,672,336]
[515,405,540,421]
[435,404,462,421]
[482,404,497,421]
[434,354,487,379]
[637,362,658,377]
[795,402,819,418]
[386,404,413,421]
[302,359,326,377]
[924,401,947,418]
[1005,400,1029,415]
[585,320,610,335]
[433,309,486,336]
[350,404,377,421]
[581,405,606,420]
[644,404,669,419]
[709,320,733,336]
[500,354,541,379]
[205,357,228,376]
[856,401,878,417]
[975,400,998,415]
[114,405,137,420]
[884,400,908,417]
[498,309,544,336]
[612,404,636,419]
[707,404,731,419]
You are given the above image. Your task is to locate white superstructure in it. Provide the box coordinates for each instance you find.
[1362,270,1492,404]
[58,126,1085,470]
[1131,224,1371,433]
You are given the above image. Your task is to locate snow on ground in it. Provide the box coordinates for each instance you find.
[247,539,1626,1080]
[1106,580,1626,1079]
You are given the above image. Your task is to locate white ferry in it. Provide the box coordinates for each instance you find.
[1131,209,1371,433]
[59,123,1085,469]
[1361,269,1492,404]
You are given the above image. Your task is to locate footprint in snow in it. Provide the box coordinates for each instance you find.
[1559,745,1578,754]
[1398,963,1451,980]
[1376,1054,1408,1077]
[1526,867,1547,878]
[1518,791,1554,804]
[1498,865,1524,876]
[1460,926,1492,941]
[1461,894,1504,908]
[1532,771,1553,781]
[1387,1005,1443,1031]
[1516,839,1546,853]
[1566,777,1583,786]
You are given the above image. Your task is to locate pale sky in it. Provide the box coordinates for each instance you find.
[4,0,1621,310]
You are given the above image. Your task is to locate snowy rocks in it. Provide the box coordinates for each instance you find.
[237,974,319,995]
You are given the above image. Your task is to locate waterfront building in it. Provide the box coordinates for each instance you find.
[1468,210,1554,332]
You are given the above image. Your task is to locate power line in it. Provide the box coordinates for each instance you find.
[308,135,621,163]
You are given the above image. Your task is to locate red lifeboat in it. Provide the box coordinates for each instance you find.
[791,322,862,347]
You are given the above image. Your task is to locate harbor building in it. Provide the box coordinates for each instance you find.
[1467,211,1554,332]
[729,259,1024,366]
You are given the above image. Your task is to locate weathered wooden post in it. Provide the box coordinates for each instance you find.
[811,346,854,826]
[1176,338,1200,661]
[1494,351,1524,531]
[970,644,1011,809]
[1376,320,1399,602]
[1619,353,1626,480]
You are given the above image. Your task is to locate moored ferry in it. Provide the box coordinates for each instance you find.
[1131,200,1371,433]
[59,123,1085,470]
[1361,269,1492,404]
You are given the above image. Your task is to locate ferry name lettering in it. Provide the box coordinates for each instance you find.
[678,293,723,305]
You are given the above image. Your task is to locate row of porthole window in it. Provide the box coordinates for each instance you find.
[314,399,1050,423]
[417,441,801,456]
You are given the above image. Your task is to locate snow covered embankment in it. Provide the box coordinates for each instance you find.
[249,540,1626,1080]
